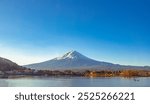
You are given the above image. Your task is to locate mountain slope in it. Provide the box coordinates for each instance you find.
[0,57,25,71]
[25,51,150,70]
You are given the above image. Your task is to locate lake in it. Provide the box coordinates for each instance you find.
[0,76,150,87]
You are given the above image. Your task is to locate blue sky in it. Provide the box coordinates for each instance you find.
[0,0,150,65]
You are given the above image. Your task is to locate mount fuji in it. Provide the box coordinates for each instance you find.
[24,51,150,71]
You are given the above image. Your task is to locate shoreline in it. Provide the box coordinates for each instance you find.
[0,69,150,79]
[0,74,150,79]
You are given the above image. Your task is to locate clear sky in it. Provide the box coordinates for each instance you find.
[0,0,150,66]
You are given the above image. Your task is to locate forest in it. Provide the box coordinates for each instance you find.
[0,68,150,78]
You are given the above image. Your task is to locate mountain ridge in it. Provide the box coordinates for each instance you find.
[0,57,25,71]
[24,51,150,71]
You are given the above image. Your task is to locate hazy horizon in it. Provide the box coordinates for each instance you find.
[0,0,150,66]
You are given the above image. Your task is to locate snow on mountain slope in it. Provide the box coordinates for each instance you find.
[24,51,150,71]
[55,50,89,60]
[24,51,117,70]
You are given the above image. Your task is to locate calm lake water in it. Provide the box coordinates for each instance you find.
[0,77,150,87]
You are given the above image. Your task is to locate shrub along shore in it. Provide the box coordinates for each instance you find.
[1,69,150,78]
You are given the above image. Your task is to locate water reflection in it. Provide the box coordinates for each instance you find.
[0,77,150,87]
[0,80,9,87]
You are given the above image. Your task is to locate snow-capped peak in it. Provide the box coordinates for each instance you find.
[25,51,150,71]
[55,50,88,60]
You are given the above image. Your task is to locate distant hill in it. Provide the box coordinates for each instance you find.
[0,57,25,71]
[24,51,150,71]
